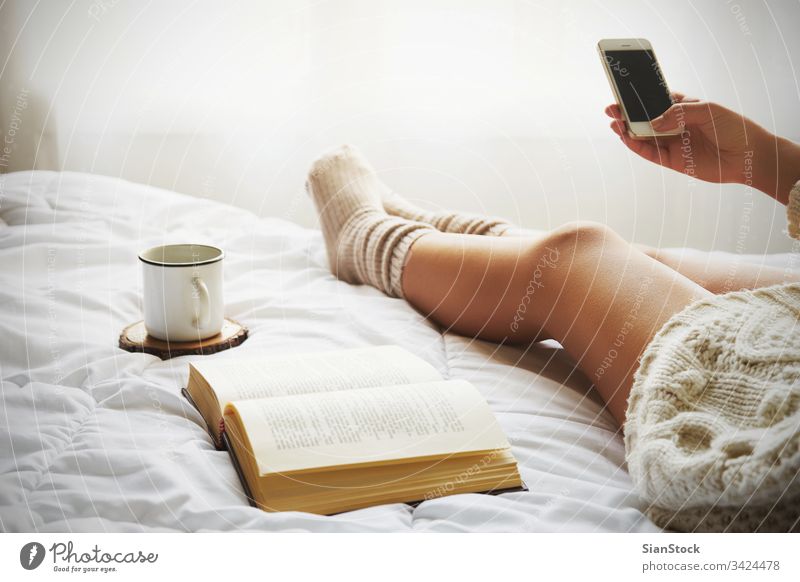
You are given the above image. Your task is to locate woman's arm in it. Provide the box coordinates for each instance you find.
[606,96,800,205]
[758,136,800,206]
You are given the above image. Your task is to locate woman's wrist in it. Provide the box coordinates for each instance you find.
[753,135,800,205]
[775,138,800,205]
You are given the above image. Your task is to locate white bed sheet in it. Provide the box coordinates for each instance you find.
[0,171,794,532]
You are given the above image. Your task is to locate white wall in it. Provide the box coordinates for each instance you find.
[1,0,799,252]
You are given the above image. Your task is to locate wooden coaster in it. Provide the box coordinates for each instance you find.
[119,318,248,360]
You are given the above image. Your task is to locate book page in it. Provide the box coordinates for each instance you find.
[227,380,510,474]
[192,345,442,411]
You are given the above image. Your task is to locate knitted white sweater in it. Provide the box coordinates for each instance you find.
[625,180,800,532]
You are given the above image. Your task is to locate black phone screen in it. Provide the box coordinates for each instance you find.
[604,49,672,121]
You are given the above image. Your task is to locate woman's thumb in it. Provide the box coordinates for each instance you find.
[651,101,713,130]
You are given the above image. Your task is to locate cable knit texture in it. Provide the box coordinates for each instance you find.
[625,282,800,532]
[625,178,800,532]
[788,179,800,240]
[305,145,435,298]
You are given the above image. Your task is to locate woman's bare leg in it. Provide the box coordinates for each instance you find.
[402,222,711,426]
[502,231,798,293]
[303,146,713,426]
[637,245,799,293]
[380,177,796,293]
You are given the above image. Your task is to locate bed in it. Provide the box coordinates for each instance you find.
[1,171,794,532]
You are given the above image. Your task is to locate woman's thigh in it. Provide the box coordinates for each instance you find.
[402,222,711,426]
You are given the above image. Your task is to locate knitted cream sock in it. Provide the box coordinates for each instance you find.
[382,190,514,236]
[306,145,435,298]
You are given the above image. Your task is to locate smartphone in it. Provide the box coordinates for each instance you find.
[598,38,678,138]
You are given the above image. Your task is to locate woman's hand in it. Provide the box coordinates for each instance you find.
[605,94,800,204]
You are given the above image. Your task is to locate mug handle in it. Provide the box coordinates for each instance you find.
[190,276,211,329]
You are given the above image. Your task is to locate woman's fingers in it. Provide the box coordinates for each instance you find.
[607,93,700,124]
[607,93,699,121]
[606,92,699,172]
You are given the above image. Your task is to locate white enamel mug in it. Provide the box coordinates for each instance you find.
[138,244,225,341]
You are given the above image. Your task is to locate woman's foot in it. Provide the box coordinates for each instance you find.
[305,145,434,298]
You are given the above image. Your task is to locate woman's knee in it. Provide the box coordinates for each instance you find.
[509,221,627,299]
[544,220,624,257]
[512,221,622,294]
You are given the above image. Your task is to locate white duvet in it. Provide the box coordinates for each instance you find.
[1,171,792,532]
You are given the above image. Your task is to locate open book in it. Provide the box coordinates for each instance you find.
[185,346,523,515]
